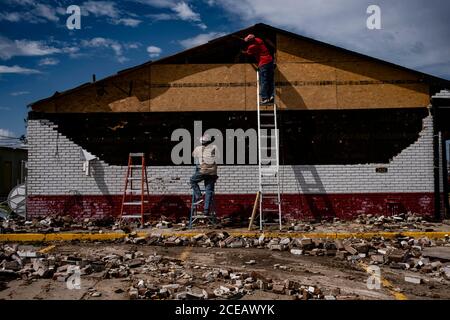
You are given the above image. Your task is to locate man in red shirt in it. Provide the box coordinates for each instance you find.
[242,34,274,105]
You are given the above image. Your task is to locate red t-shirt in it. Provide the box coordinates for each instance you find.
[245,38,273,67]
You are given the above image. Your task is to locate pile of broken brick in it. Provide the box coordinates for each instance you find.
[1,212,446,234]
[127,231,450,284]
[0,243,325,300]
[0,215,116,233]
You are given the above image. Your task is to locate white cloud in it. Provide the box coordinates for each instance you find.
[34,3,59,22]
[0,2,61,23]
[135,0,206,29]
[81,37,139,63]
[0,12,22,22]
[112,18,142,27]
[172,2,200,22]
[0,36,61,60]
[0,65,41,74]
[82,1,120,18]
[132,0,178,8]
[179,32,226,48]
[38,57,60,66]
[10,91,30,96]
[146,45,162,58]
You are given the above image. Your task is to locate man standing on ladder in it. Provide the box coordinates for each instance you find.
[190,134,219,215]
[242,34,275,105]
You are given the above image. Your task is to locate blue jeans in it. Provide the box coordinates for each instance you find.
[190,169,218,214]
[259,61,274,100]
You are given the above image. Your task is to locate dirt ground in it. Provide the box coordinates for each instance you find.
[1,243,449,300]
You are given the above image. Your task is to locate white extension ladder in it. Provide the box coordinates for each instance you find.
[256,71,282,230]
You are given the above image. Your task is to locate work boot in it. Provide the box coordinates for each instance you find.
[269,96,274,103]
[260,99,271,105]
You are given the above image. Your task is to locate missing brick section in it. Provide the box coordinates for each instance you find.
[28,108,428,166]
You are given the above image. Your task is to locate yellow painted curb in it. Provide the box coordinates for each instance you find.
[0,232,148,242]
[0,231,447,243]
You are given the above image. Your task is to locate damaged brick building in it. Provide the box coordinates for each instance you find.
[26,23,450,221]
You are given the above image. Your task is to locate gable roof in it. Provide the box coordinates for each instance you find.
[29,23,450,109]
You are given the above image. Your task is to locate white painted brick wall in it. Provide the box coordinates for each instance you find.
[27,112,434,196]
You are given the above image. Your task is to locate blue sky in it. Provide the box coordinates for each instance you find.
[1,0,449,144]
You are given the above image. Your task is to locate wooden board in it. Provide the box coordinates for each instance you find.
[276,33,364,63]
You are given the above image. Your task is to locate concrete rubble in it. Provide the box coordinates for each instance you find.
[1,212,449,234]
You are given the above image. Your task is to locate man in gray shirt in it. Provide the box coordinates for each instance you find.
[190,134,219,215]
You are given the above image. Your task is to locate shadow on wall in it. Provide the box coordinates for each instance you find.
[63,190,83,215]
[291,165,335,220]
[91,160,115,216]
[276,68,307,109]
[150,195,190,220]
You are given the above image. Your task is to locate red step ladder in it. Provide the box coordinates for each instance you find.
[120,153,150,225]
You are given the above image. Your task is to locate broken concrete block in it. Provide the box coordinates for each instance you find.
[290,249,303,255]
[299,238,314,249]
[3,260,21,271]
[272,283,285,294]
[129,287,139,299]
[229,240,244,248]
[353,243,369,254]
[344,245,358,255]
[387,249,407,263]
[442,266,450,280]
[405,275,422,284]
[370,255,385,264]
[127,258,143,268]
[269,244,283,251]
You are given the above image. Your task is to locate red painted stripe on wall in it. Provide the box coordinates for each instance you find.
[26,193,434,221]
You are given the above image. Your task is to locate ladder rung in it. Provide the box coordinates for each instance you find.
[130,165,143,168]
[262,196,279,200]
[129,153,144,157]
[123,201,148,205]
[121,215,143,219]
[260,124,275,128]
[261,174,277,177]
[261,183,278,186]
[260,135,275,139]
[260,113,274,117]
[127,177,143,181]
[261,146,276,149]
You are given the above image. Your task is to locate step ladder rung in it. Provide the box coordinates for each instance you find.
[122,212,150,219]
[120,153,150,225]
[123,201,149,205]
[261,183,278,186]
[260,124,275,128]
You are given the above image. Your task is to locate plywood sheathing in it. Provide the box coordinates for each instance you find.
[150,64,252,111]
[276,33,430,109]
[31,31,432,113]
